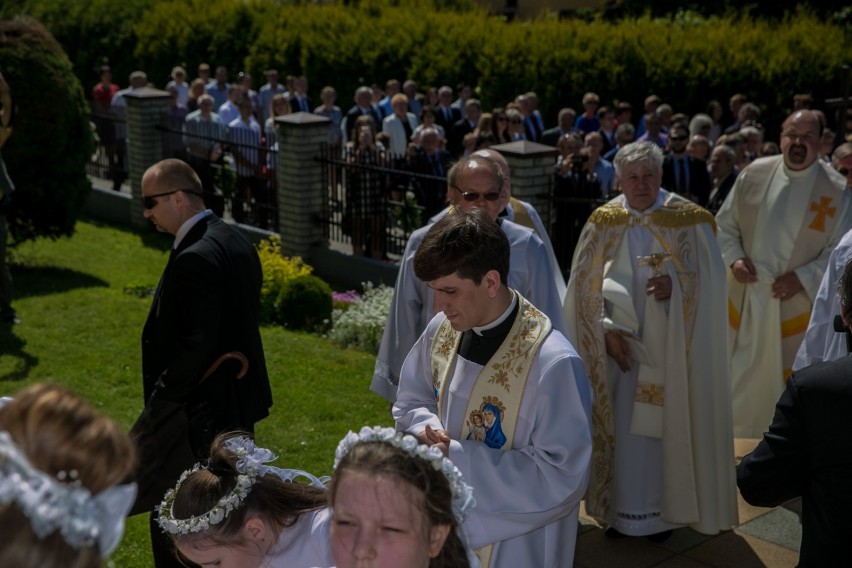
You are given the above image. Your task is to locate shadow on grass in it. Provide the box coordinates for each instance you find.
[12,265,109,298]
[82,216,178,252]
[0,326,39,381]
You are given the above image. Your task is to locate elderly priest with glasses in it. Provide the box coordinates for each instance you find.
[372,154,567,404]
[134,158,272,568]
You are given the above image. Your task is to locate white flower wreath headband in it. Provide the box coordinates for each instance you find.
[157,437,328,536]
[0,430,137,556]
[333,426,476,523]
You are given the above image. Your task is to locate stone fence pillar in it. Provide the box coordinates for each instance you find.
[274,112,331,258]
[124,88,171,229]
[491,140,559,229]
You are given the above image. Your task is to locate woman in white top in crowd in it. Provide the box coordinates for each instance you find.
[412,105,445,145]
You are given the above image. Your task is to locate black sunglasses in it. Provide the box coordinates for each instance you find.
[669,135,688,142]
[451,185,501,202]
[142,189,201,210]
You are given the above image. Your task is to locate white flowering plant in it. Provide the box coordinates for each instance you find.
[327,282,393,354]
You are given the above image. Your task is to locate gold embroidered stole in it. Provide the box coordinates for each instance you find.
[569,195,710,522]
[509,197,535,234]
[429,292,551,567]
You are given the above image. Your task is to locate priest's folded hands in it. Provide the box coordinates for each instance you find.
[645,275,672,302]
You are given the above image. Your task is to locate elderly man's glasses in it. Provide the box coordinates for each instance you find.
[451,186,501,202]
[142,189,202,210]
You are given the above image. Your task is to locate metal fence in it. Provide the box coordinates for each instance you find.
[156,114,279,231]
[317,144,447,261]
[85,110,460,257]
[548,169,608,272]
[87,104,127,190]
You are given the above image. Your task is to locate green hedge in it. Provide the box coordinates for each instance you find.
[2,2,849,138]
[0,16,94,244]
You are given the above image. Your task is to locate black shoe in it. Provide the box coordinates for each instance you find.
[604,527,627,539]
[646,530,673,543]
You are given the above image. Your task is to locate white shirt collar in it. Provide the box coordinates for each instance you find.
[471,292,518,336]
[173,210,212,249]
[782,159,819,179]
[623,189,667,217]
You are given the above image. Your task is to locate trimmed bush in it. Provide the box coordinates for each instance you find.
[0,16,94,244]
[4,3,850,142]
[138,6,852,136]
[256,235,312,323]
[0,0,149,88]
[275,274,332,331]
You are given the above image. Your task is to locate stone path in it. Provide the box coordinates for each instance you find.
[574,439,801,567]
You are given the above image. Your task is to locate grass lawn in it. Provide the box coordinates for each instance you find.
[0,218,391,566]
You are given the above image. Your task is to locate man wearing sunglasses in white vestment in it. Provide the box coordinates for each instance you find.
[372,155,567,403]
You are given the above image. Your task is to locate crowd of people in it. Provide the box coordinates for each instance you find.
[2,60,852,568]
[88,63,852,267]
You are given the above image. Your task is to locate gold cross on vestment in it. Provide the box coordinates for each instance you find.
[637,252,671,276]
[808,196,836,232]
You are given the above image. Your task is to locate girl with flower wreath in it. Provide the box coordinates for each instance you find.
[158,432,333,568]
[159,427,477,568]
[329,426,477,568]
[0,383,137,568]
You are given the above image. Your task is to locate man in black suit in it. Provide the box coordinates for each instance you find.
[517,92,543,142]
[286,74,312,113]
[541,107,576,147]
[342,85,381,144]
[737,257,852,568]
[447,98,481,158]
[139,158,272,567]
[706,144,738,213]
[434,85,461,132]
[407,127,451,217]
[661,122,711,206]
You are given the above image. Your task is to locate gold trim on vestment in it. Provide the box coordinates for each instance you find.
[780,311,811,339]
[728,297,741,330]
[429,292,551,568]
[635,381,665,406]
[509,197,535,233]
[570,193,712,522]
[589,200,717,233]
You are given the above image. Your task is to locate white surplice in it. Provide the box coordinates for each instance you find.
[372,219,568,403]
[794,227,852,370]
[716,157,852,437]
[393,312,593,567]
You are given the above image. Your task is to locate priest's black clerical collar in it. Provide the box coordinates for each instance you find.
[458,293,519,366]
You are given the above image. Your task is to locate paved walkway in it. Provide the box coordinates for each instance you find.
[574,439,801,567]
